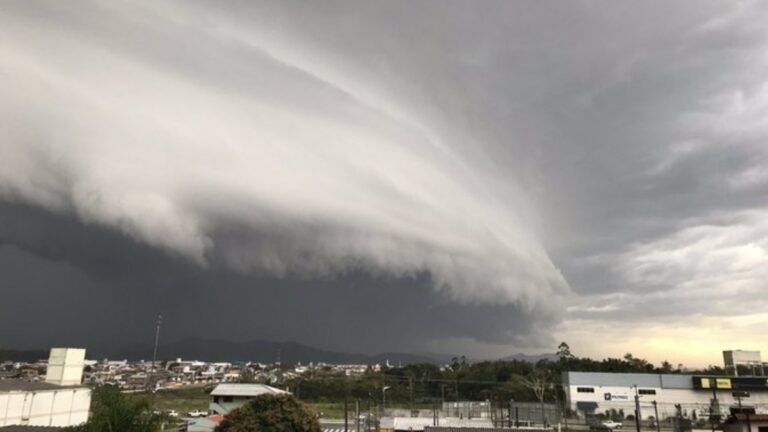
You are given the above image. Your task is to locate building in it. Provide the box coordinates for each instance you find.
[45,348,85,386]
[208,383,288,415]
[722,413,768,432]
[724,351,765,377]
[379,417,494,432]
[0,382,91,428]
[0,348,91,428]
[564,371,768,421]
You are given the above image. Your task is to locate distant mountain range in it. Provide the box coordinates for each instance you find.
[499,352,559,363]
[1,338,555,366]
[0,349,49,362]
[103,338,440,365]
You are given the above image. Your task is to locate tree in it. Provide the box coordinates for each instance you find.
[215,394,321,432]
[64,385,165,432]
[513,368,553,426]
[557,342,574,361]
[239,367,257,383]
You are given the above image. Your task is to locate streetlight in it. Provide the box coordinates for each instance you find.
[382,386,391,414]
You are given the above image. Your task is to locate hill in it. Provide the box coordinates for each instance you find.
[104,337,440,365]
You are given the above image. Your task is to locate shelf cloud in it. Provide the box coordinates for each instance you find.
[0,1,567,350]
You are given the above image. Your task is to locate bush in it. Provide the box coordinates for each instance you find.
[216,394,321,432]
[64,385,165,432]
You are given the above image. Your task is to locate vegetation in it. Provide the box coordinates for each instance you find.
[285,342,727,408]
[64,385,167,432]
[152,385,211,413]
[215,394,321,432]
[146,342,729,417]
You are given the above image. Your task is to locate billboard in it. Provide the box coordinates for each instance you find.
[693,376,768,391]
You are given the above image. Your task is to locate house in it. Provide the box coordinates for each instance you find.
[209,383,288,415]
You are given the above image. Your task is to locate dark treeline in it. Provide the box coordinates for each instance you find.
[285,343,727,406]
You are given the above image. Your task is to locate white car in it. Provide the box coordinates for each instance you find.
[188,410,207,418]
[167,410,179,418]
[602,420,623,429]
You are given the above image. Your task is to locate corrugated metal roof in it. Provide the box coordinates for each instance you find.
[0,427,64,431]
[565,372,694,389]
[209,383,288,397]
[0,381,85,392]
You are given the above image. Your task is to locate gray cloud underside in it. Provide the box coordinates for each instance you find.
[2,0,768,357]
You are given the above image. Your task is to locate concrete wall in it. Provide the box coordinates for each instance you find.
[0,388,91,427]
[567,384,768,420]
[46,348,86,386]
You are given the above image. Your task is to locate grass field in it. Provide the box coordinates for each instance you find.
[151,386,211,414]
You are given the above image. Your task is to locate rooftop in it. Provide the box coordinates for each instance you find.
[210,383,288,397]
[0,427,64,431]
[0,381,85,392]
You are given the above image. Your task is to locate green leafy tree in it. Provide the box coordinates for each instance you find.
[215,394,321,432]
[239,367,257,383]
[64,385,165,432]
[557,342,574,360]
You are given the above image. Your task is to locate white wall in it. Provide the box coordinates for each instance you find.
[0,388,91,427]
[568,384,768,420]
[46,347,86,386]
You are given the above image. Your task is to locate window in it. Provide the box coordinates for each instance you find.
[213,396,220,403]
[577,387,595,393]
[638,389,656,395]
[222,396,233,403]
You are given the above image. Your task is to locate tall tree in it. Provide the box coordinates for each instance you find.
[513,368,553,426]
[216,394,321,432]
[557,342,574,360]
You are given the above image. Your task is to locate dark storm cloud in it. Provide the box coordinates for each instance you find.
[2,0,768,359]
[0,200,552,355]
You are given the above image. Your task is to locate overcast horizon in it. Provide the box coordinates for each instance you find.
[2,1,768,369]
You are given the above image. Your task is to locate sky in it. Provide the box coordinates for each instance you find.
[1,0,768,367]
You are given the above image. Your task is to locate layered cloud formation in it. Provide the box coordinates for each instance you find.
[3,1,768,361]
[0,1,567,328]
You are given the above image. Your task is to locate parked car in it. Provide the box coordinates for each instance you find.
[188,410,207,417]
[602,420,623,430]
[167,410,179,418]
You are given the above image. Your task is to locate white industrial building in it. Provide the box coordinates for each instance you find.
[0,348,91,428]
[564,371,768,420]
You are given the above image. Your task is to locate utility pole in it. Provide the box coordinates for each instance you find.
[653,401,660,432]
[344,397,349,432]
[708,377,720,432]
[409,377,414,412]
[735,391,752,432]
[151,314,163,371]
[149,314,162,392]
[382,386,391,416]
[355,400,360,432]
[633,385,641,432]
